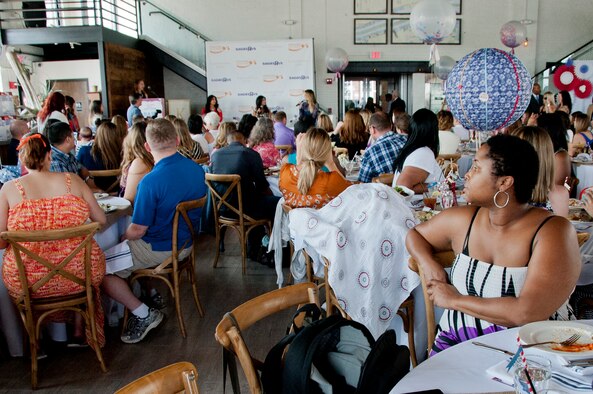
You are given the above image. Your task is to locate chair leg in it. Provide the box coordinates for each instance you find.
[406,301,417,367]
[188,266,205,317]
[239,228,247,275]
[212,224,222,268]
[173,273,187,338]
[27,322,38,389]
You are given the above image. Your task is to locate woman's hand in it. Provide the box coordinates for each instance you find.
[527,113,538,126]
[421,260,449,283]
[426,279,461,309]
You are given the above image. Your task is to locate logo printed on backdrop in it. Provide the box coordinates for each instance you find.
[289,75,310,80]
[211,91,232,99]
[263,75,284,83]
[269,106,285,112]
[289,89,305,97]
[237,106,253,113]
[210,77,232,83]
[237,92,259,97]
[262,60,284,66]
[236,60,256,68]
[288,43,309,51]
[235,46,257,51]
[208,46,230,54]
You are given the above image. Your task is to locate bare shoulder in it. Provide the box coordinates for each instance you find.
[129,158,150,175]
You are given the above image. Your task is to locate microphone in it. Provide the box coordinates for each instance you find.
[147,85,159,98]
[296,100,305,107]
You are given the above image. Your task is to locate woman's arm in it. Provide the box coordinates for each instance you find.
[427,216,580,327]
[0,186,10,249]
[204,131,215,144]
[75,175,106,226]
[554,150,571,187]
[396,166,430,194]
[123,159,150,204]
[548,184,569,217]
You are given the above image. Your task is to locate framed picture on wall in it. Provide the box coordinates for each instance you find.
[354,19,388,44]
[391,18,461,44]
[391,0,461,15]
[354,0,388,14]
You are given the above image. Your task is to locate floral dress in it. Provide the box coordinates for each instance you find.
[252,141,281,168]
[2,174,106,348]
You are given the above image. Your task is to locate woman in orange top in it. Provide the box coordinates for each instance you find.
[280,127,352,209]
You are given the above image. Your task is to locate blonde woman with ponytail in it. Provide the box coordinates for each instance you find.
[279,127,351,208]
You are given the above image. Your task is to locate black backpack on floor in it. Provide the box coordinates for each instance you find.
[261,304,410,394]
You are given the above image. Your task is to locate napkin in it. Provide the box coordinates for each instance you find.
[486,360,513,386]
[557,355,593,376]
[575,153,592,162]
[105,240,133,274]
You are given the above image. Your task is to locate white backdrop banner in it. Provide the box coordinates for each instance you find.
[205,39,315,124]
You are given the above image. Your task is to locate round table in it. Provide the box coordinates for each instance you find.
[391,321,593,393]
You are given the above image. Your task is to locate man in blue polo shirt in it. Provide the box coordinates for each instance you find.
[127,93,143,126]
[102,118,206,344]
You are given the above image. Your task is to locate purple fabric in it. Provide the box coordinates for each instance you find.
[430,323,506,356]
[273,122,296,150]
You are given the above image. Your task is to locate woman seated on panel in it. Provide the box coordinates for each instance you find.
[0,133,107,346]
[391,109,444,194]
[279,128,351,209]
[76,122,122,191]
[172,118,204,160]
[511,126,569,217]
[119,122,154,203]
[437,110,461,155]
[407,134,580,354]
[537,113,571,189]
[330,110,368,159]
[249,117,281,168]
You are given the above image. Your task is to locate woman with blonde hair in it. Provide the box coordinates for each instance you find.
[298,89,319,122]
[331,110,367,159]
[279,127,351,209]
[111,114,128,145]
[120,122,154,203]
[511,126,568,217]
[212,121,236,156]
[172,118,204,160]
[316,113,334,133]
[437,110,460,155]
[570,112,592,152]
[76,121,123,191]
[249,117,280,168]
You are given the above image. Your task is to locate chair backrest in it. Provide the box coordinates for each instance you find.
[372,173,394,185]
[0,222,101,306]
[89,169,122,193]
[578,232,590,247]
[205,173,258,225]
[115,361,199,394]
[172,196,207,260]
[437,154,461,177]
[333,147,348,157]
[408,251,456,356]
[193,155,210,165]
[275,145,293,157]
[215,282,319,393]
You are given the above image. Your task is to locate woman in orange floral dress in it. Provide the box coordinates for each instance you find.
[0,132,107,347]
[280,128,352,209]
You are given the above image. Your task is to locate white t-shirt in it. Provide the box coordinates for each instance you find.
[37,111,68,134]
[392,147,444,187]
[191,134,210,154]
[452,124,470,141]
[438,130,461,155]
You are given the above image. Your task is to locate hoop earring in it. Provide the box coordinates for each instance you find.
[493,190,510,209]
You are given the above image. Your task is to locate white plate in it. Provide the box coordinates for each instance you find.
[94,192,109,200]
[394,185,415,201]
[519,321,593,356]
[97,196,131,210]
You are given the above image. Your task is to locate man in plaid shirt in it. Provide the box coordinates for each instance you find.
[358,112,407,183]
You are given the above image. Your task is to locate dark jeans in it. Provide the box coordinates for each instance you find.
[246,195,280,256]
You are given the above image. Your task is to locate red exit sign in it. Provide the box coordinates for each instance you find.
[371,51,381,59]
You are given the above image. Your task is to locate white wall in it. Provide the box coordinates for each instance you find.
[148,0,593,114]
[30,59,101,97]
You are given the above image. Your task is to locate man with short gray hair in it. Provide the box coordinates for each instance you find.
[102,118,207,344]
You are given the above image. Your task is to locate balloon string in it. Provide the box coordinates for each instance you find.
[429,44,440,65]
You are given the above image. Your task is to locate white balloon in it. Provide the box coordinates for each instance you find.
[435,56,456,80]
[410,0,456,44]
[325,48,349,73]
[500,20,527,49]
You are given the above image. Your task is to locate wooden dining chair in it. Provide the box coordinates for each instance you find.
[372,173,395,185]
[320,256,417,367]
[408,251,456,357]
[122,197,207,338]
[88,168,122,193]
[193,155,210,165]
[215,282,319,394]
[578,232,590,247]
[437,154,461,177]
[115,361,199,394]
[274,144,292,158]
[205,173,271,275]
[333,146,349,157]
[0,222,107,389]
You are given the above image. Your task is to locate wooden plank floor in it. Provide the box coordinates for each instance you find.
[0,231,293,393]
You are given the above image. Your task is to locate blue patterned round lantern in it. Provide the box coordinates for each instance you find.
[445,48,532,131]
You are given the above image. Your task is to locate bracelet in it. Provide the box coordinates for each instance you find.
[84,175,94,183]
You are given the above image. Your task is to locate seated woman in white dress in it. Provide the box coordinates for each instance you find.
[437,110,461,155]
[392,109,444,193]
[406,134,580,355]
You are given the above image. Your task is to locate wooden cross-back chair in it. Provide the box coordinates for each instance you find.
[215,282,319,394]
[123,197,207,338]
[436,154,461,177]
[193,155,210,165]
[408,251,456,357]
[274,145,293,158]
[0,222,107,389]
[205,173,271,275]
[88,168,121,193]
[115,361,199,394]
[372,173,395,185]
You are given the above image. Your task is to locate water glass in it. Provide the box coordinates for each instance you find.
[513,355,551,394]
[440,189,455,209]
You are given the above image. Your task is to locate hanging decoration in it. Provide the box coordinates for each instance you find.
[410,0,456,64]
[435,56,456,80]
[325,48,349,79]
[445,48,532,132]
[553,59,593,100]
[500,20,527,54]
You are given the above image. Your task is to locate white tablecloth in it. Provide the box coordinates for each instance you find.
[392,321,593,393]
[573,163,593,198]
[267,176,282,197]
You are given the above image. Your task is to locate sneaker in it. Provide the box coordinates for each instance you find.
[120,308,164,344]
[149,292,167,310]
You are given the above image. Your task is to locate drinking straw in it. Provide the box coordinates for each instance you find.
[516,335,537,394]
